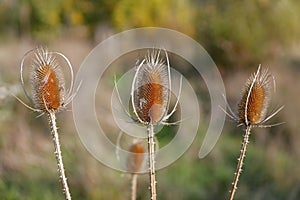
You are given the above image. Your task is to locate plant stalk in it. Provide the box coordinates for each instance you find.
[48,112,72,200]
[147,123,157,200]
[131,173,138,200]
[229,125,252,200]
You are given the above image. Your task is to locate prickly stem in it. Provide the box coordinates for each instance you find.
[229,125,251,200]
[49,112,72,200]
[147,123,157,200]
[131,173,138,200]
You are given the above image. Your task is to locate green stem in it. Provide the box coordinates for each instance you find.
[48,112,72,200]
[229,125,252,200]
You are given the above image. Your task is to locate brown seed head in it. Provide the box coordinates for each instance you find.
[238,66,272,126]
[132,49,171,124]
[127,142,145,173]
[30,47,65,112]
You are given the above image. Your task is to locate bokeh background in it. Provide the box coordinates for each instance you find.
[1,0,300,199]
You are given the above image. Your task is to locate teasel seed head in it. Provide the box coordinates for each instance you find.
[127,141,145,174]
[238,65,272,126]
[20,47,74,114]
[131,49,171,125]
[30,48,65,112]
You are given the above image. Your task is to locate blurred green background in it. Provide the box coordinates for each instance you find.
[1,0,300,199]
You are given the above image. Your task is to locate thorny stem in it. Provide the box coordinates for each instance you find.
[147,123,157,200]
[48,112,72,200]
[131,174,138,200]
[229,125,252,200]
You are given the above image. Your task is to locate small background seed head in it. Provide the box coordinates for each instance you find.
[126,141,145,174]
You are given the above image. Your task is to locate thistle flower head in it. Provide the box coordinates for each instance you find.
[30,48,65,111]
[131,49,171,125]
[222,65,284,128]
[238,65,272,126]
[20,47,74,113]
[127,141,145,174]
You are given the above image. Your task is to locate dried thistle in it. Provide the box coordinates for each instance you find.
[223,65,284,200]
[128,49,181,200]
[131,49,171,125]
[114,49,180,199]
[19,47,74,113]
[127,141,145,174]
[127,141,145,200]
[17,47,74,200]
[116,132,158,200]
[30,48,65,112]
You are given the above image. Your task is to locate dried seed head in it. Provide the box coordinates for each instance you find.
[30,47,65,112]
[131,49,171,125]
[127,141,145,173]
[238,65,272,126]
[19,47,74,114]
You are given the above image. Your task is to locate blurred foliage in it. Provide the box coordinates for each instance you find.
[112,0,196,36]
[1,0,300,67]
[195,0,300,68]
[0,0,117,40]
